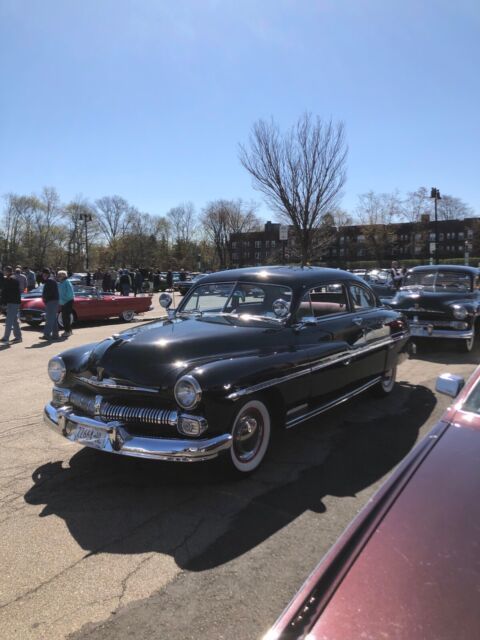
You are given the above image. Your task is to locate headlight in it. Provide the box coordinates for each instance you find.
[174,375,202,410]
[48,357,66,383]
[452,305,468,320]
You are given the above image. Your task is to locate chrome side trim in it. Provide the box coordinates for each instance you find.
[227,367,310,401]
[44,404,231,462]
[76,376,159,394]
[286,376,382,429]
[226,332,408,400]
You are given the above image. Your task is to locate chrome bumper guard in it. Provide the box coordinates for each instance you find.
[44,403,232,462]
[409,325,473,340]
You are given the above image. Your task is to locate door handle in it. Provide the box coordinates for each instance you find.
[352,317,364,326]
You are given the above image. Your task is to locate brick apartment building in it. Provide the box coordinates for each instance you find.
[230,217,479,268]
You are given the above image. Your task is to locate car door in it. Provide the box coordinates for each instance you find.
[292,281,366,402]
[346,282,392,384]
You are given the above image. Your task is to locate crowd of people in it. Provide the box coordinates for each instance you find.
[0,264,189,347]
[1,266,74,345]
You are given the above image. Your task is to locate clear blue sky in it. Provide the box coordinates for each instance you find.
[1,0,479,220]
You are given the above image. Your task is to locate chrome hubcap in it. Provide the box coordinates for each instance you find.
[233,410,263,463]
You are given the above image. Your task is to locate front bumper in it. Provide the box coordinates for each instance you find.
[44,403,232,462]
[409,324,473,339]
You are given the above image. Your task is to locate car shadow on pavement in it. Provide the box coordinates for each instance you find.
[24,382,435,571]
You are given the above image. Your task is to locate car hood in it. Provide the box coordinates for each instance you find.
[86,316,285,387]
[302,421,480,639]
[388,289,472,311]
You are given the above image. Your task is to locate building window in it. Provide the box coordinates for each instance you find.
[415,233,422,241]
[467,229,474,239]
[357,235,365,243]
[429,233,436,241]
[458,232,464,240]
[255,252,261,260]
[271,240,276,248]
[339,248,345,256]
[254,240,261,248]
[232,241,237,249]
[265,240,270,248]
[232,252,238,260]
[439,233,444,241]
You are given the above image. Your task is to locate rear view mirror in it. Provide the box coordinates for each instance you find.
[435,373,465,398]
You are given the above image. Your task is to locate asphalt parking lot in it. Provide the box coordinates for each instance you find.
[0,304,478,640]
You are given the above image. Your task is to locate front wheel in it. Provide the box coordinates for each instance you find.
[225,398,272,475]
[120,309,135,322]
[372,365,397,397]
[463,325,475,352]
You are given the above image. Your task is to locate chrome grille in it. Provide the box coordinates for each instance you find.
[100,402,177,426]
[70,390,177,426]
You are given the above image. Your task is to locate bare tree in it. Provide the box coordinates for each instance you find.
[355,191,402,262]
[95,196,134,252]
[401,187,431,222]
[166,202,197,244]
[201,199,259,268]
[239,113,347,264]
[437,194,473,220]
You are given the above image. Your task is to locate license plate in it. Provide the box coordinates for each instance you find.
[72,425,108,450]
[410,325,428,336]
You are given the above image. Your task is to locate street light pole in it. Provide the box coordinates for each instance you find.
[79,213,93,271]
[430,188,441,265]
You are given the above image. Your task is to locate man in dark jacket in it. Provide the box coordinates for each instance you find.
[1,266,22,344]
[41,268,59,340]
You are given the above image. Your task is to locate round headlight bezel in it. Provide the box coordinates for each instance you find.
[452,305,468,320]
[174,375,202,410]
[48,356,66,384]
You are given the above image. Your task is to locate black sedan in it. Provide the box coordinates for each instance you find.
[43,267,409,475]
[388,264,480,351]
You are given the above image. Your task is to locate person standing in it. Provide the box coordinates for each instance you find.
[57,270,74,337]
[166,269,173,291]
[390,261,404,290]
[41,268,59,340]
[133,269,143,296]
[25,266,36,291]
[119,270,131,296]
[0,266,22,344]
[102,270,114,292]
[14,267,27,293]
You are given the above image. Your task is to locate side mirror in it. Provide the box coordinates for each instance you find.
[435,373,465,398]
[159,293,172,309]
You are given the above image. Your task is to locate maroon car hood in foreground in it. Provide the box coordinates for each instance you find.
[269,406,480,639]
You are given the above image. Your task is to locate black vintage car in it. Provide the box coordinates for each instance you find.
[44,267,409,474]
[388,265,480,352]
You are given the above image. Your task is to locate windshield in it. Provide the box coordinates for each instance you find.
[178,281,293,320]
[461,380,480,415]
[403,270,472,292]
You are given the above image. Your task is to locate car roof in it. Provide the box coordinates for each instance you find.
[197,266,364,288]
[410,264,480,274]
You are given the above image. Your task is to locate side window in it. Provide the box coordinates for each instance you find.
[296,283,348,319]
[349,284,376,310]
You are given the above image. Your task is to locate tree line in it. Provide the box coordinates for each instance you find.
[2,113,475,270]
[0,189,261,272]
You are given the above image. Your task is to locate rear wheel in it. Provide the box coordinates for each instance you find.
[224,398,272,475]
[120,309,135,322]
[372,365,397,397]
